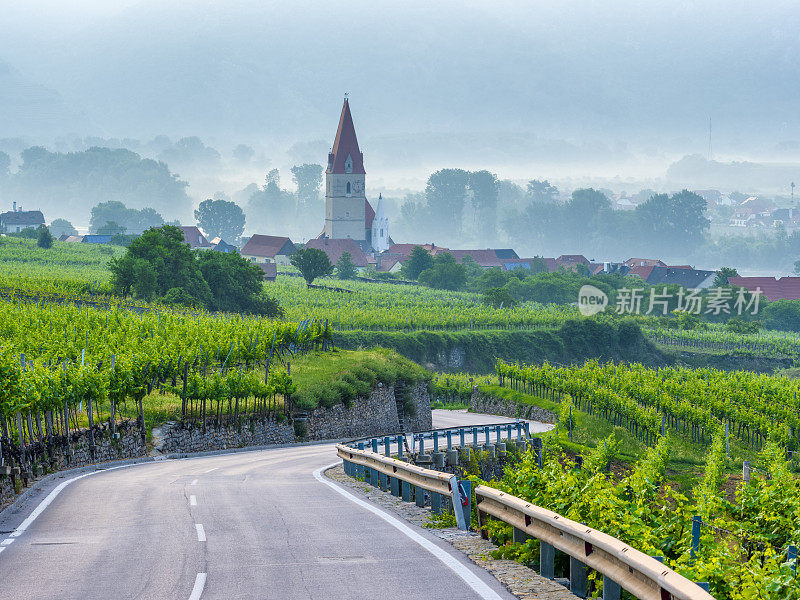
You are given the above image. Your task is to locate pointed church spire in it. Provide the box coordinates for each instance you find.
[327,97,365,175]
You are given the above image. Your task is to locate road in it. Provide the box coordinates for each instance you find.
[0,410,551,600]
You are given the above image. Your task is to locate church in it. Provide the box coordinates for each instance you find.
[317,98,390,254]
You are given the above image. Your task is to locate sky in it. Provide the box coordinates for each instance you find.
[2,0,800,188]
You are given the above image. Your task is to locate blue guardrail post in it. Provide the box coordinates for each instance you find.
[472,427,478,447]
[569,556,588,598]
[396,435,404,458]
[690,515,701,562]
[540,542,555,579]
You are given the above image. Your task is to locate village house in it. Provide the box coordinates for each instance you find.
[727,276,800,301]
[304,237,371,269]
[179,226,214,249]
[0,202,45,233]
[240,235,296,265]
[729,197,775,227]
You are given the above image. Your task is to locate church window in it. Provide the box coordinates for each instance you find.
[380,229,384,236]
[345,154,353,173]
[346,182,351,195]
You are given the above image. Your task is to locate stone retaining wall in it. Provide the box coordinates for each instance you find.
[470,388,557,424]
[159,419,295,454]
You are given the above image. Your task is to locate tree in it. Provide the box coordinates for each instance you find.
[483,287,516,308]
[232,144,255,163]
[635,190,709,253]
[158,136,221,168]
[526,179,559,203]
[197,251,283,317]
[90,201,164,234]
[425,169,469,234]
[290,248,333,285]
[36,226,53,249]
[109,225,211,303]
[417,253,467,290]
[401,246,434,280]
[246,169,296,232]
[794,259,800,276]
[468,170,499,239]
[48,218,77,238]
[97,221,127,236]
[713,266,739,287]
[194,198,246,242]
[0,151,10,178]
[291,164,323,213]
[336,252,357,280]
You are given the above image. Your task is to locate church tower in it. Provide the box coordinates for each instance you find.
[371,193,389,252]
[325,98,367,242]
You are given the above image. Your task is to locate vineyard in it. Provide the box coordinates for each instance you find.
[495,359,800,450]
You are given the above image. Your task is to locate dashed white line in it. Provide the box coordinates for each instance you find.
[0,547,5,554]
[195,524,206,542]
[190,479,198,485]
[313,462,504,600]
[1,539,14,546]
[188,573,206,600]
[203,467,218,474]
[189,495,197,506]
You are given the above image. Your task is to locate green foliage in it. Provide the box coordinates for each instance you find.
[482,287,515,308]
[290,247,334,285]
[48,218,77,238]
[401,246,434,280]
[335,251,357,280]
[291,164,323,212]
[89,201,164,235]
[714,266,739,287]
[97,221,127,236]
[197,250,283,317]
[193,197,245,242]
[761,299,800,332]
[584,433,620,473]
[36,226,53,249]
[726,317,760,334]
[418,252,467,290]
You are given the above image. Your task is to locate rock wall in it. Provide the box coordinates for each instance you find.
[159,419,295,454]
[470,388,556,424]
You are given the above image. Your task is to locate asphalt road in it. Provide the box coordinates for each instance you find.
[0,410,551,600]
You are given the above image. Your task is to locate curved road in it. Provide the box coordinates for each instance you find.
[0,411,551,600]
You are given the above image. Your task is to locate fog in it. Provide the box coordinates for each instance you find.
[1,1,800,269]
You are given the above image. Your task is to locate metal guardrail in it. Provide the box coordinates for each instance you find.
[475,486,715,600]
[336,424,716,600]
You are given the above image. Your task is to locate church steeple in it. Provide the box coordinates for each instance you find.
[327,98,365,175]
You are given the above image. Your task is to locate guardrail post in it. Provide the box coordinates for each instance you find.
[371,438,378,453]
[690,515,702,561]
[459,479,471,529]
[484,426,490,446]
[516,422,522,442]
[449,476,468,530]
[523,422,530,438]
[415,485,426,507]
[512,527,531,544]
[472,427,478,447]
[506,423,512,441]
[343,458,352,476]
[356,443,365,479]
[459,428,465,447]
[401,479,412,502]
[396,435,404,458]
[446,430,453,450]
[431,492,442,514]
[533,437,543,468]
[390,475,400,497]
[418,434,425,455]
[696,582,710,592]
[788,545,797,574]
[603,577,621,600]
[569,556,588,598]
[540,541,555,579]
[433,431,439,452]
[384,436,391,456]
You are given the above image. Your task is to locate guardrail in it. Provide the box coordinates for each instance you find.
[336,427,716,600]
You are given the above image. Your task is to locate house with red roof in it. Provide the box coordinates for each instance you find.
[304,238,370,269]
[727,277,800,301]
[240,235,296,265]
[0,202,45,233]
[179,226,213,250]
[623,258,668,268]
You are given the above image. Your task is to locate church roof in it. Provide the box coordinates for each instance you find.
[365,200,375,229]
[327,98,365,175]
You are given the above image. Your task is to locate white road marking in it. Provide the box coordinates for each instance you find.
[189,495,197,506]
[190,479,198,485]
[203,468,218,474]
[188,573,206,600]
[195,524,206,542]
[313,462,505,600]
[1,539,14,546]
[0,547,5,554]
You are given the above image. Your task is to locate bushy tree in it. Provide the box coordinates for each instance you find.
[290,248,333,285]
[97,221,127,236]
[425,169,469,235]
[291,164,323,213]
[197,251,282,317]
[36,226,53,249]
[418,253,467,290]
[48,218,77,238]
[336,251,357,280]
[526,179,559,203]
[483,287,516,308]
[401,246,434,280]
[713,266,739,287]
[90,201,164,234]
[468,170,498,239]
[194,198,245,242]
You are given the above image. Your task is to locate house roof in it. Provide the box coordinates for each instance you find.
[501,259,534,271]
[448,249,504,268]
[0,210,45,226]
[240,234,295,258]
[180,226,213,249]
[83,235,112,244]
[327,98,365,175]
[727,276,800,302]
[376,258,402,272]
[556,254,590,265]
[646,266,716,288]
[305,238,369,267]
[257,263,277,280]
[365,200,375,229]
[623,258,667,268]
[63,235,85,243]
[627,265,655,282]
[493,249,519,260]
[387,243,444,259]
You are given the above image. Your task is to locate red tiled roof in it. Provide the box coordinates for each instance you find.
[365,200,375,229]
[257,263,277,280]
[240,235,295,258]
[180,226,213,249]
[327,99,365,175]
[627,265,655,282]
[623,258,667,268]
[387,243,443,259]
[728,276,800,301]
[305,238,369,267]
[449,249,503,268]
[556,254,590,265]
[667,265,693,270]
[0,210,45,226]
